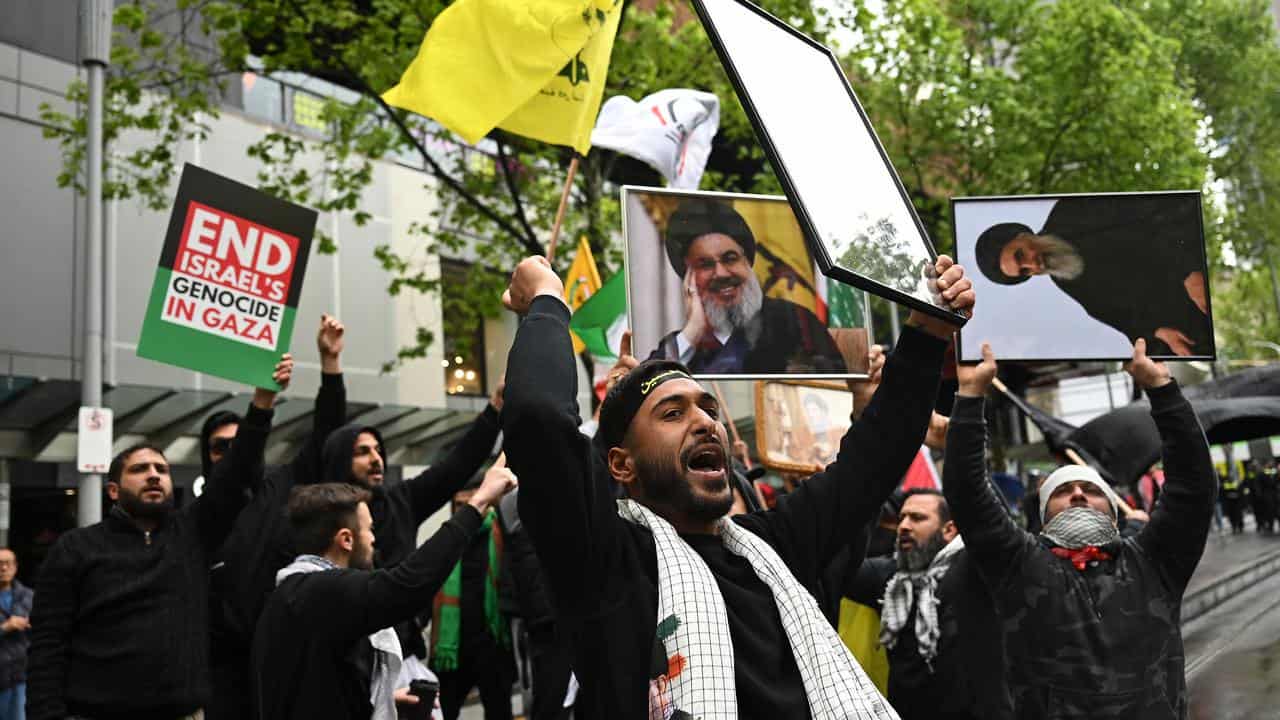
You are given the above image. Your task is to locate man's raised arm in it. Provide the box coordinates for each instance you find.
[501,257,623,614]
[944,343,1031,586]
[740,255,972,573]
[1129,339,1216,591]
[289,314,348,484]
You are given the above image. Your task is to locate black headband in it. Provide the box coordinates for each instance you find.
[599,359,695,450]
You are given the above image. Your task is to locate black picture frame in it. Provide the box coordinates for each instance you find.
[951,190,1215,363]
[690,0,967,327]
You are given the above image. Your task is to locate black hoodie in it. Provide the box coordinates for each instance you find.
[206,373,346,720]
[319,405,501,656]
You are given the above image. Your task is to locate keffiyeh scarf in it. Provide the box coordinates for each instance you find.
[879,535,965,667]
[618,499,898,720]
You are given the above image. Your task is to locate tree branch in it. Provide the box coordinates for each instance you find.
[495,136,540,246]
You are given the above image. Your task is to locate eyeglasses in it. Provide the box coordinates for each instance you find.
[210,438,234,454]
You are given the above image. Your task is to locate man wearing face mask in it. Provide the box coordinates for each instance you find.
[944,340,1215,719]
[501,252,975,719]
[26,356,293,720]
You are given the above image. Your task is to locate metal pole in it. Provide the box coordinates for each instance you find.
[888,301,901,345]
[104,150,117,386]
[78,0,111,526]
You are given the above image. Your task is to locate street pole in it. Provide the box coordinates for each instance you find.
[78,0,111,526]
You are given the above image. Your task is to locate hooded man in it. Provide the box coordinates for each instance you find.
[319,380,505,659]
[27,356,293,720]
[843,490,1009,720]
[250,466,517,720]
[648,201,846,374]
[973,195,1211,356]
[943,340,1215,719]
[205,314,349,720]
[499,252,974,719]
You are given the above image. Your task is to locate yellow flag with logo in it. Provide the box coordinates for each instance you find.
[382,0,623,155]
[562,236,602,353]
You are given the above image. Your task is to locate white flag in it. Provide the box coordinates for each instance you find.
[590,89,720,189]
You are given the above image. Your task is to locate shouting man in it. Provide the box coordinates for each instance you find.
[649,201,846,373]
[501,253,973,718]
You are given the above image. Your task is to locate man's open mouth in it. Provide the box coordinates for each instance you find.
[686,444,727,481]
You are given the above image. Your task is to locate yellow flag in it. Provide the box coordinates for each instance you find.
[383,0,623,155]
[562,236,602,353]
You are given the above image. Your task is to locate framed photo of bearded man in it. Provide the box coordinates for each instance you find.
[622,186,871,379]
[953,191,1214,362]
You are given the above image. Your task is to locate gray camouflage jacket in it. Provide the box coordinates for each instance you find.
[943,381,1215,720]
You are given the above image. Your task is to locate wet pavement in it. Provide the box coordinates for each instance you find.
[1185,525,1280,719]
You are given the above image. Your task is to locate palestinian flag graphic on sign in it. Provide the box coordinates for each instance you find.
[137,164,317,389]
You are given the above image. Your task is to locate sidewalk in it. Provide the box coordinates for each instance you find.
[1183,518,1280,623]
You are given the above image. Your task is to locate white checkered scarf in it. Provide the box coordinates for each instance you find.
[878,536,965,666]
[618,499,899,720]
[1041,506,1120,549]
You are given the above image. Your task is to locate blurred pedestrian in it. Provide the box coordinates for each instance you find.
[0,549,32,720]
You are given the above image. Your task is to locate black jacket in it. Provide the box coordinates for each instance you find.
[650,296,847,373]
[505,296,944,718]
[206,373,347,720]
[251,506,483,720]
[943,383,1214,719]
[321,406,501,656]
[0,580,33,691]
[846,552,1010,720]
[1041,196,1211,356]
[26,403,272,720]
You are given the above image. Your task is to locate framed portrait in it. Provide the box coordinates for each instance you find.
[622,186,870,380]
[953,191,1214,362]
[754,380,852,474]
[689,0,967,327]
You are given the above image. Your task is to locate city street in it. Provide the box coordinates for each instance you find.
[1186,530,1280,719]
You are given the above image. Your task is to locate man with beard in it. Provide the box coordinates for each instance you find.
[318,380,504,660]
[973,195,1211,356]
[500,252,974,718]
[649,201,846,373]
[944,340,1215,719]
[206,314,348,720]
[843,490,1009,720]
[251,466,516,720]
[27,356,293,720]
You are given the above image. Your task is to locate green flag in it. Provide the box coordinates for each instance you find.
[569,272,627,358]
[826,278,864,328]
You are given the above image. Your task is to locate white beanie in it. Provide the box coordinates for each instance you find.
[1039,464,1120,523]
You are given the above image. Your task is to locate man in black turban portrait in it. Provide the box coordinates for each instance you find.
[649,200,846,373]
[973,194,1211,356]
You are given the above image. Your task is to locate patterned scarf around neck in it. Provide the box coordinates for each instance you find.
[277,555,402,720]
[431,509,508,671]
[879,535,965,668]
[1041,505,1120,550]
[618,499,898,720]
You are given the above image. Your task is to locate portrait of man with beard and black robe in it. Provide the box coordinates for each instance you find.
[643,200,847,374]
[966,193,1212,358]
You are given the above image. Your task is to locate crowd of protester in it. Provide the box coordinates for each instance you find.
[0,253,1251,720]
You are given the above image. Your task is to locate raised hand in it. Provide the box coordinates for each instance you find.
[1124,338,1172,389]
[502,256,564,315]
[468,455,518,513]
[253,354,295,409]
[604,330,639,395]
[679,267,709,345]
[956,342,997,398]
[317,314,345,373]
[908,254,976,339]
[849,344,885,414]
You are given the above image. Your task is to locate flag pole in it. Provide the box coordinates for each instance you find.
[991,377,1136,515]
[712,381,753,470]
[546,155,580,264]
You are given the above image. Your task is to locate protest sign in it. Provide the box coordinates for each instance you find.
[137,164,316,388]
